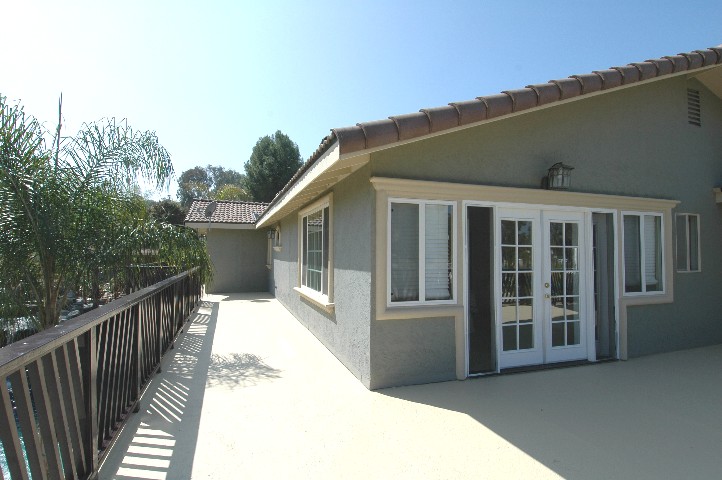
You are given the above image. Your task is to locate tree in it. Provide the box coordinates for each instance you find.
[150,198,187,225]
[177,164,250,206]
[244,130,302,202]
[0,95,211,331]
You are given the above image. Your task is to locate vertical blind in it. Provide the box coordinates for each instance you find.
[623,214,662,293]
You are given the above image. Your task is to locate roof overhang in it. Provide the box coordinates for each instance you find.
[185,222,256,230]
[257,142,370,227]
[257,64,721,228]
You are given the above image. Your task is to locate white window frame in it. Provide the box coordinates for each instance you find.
[387,198,457,307]
[622,211,665,296]
[296,194,333,310]
[675,213,701,273]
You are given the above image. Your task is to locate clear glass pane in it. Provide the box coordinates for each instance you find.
[502,247,516,271]
[502,273,516,298]
[676,216,688,271]
[390,203,419,302]
[644,215,663,292]
[567,321,581,345]
[518,298,533,323]
[624,215,642,293]
[518,247,532,271]
[501,299,517,324]
[518,273,533,297]
[518,221,532,245]
[550,222,563,246]
[551,248,564,270]
[565,272,579,296]
[519,325,533,349]
[565,247,578,270]
[689,215,699,271]
[551,297,565,321]
[503,325,517,351]
[551,271,564,296]
[425,204,453,301]
[552,322,565,347]
[565,222,579,246]
[565,297,579,320]
[501,220,516,245]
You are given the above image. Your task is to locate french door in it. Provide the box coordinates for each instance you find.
[497,208,589,369]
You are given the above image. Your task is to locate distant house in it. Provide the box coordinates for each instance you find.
[200,45,722,389]
[185,199,269,293]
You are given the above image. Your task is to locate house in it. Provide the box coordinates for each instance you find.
[185,199,269,293]
[205,45,722,390]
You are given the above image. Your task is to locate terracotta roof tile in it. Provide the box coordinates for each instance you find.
[480,93,514,119]
[450,99,488,125]
[420,105,459,132]
[390,112,431,141]
[527,83,561,105]
[260,44,722,221]
[185,199,268,224]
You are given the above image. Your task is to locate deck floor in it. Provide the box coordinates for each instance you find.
[99,293,722,479]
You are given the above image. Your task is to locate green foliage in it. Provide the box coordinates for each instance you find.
[150,198,187,225]
[177,164,249,206]
[0,94,211,331]
[244,130,302,202]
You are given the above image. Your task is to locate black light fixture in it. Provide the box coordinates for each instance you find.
[546,162,574,190]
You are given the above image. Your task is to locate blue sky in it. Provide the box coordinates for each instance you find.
[4,1,720,199]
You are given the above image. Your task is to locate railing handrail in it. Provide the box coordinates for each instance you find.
[0,267,198,378]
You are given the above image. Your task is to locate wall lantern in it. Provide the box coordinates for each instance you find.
[546,162,574,190]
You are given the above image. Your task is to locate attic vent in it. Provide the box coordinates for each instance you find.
[687,89,701,126]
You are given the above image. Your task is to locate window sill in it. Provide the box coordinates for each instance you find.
[376,303,463,320]
[294,286,334,313]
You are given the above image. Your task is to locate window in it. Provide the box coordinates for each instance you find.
[389,199,455,305]
[676,214,700,272]
[299,195,332,304]
[623,213,664,294]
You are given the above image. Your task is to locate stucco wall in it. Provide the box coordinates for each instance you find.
[369,73,722,360]
[270,165,373,387]
[206,228,268,293]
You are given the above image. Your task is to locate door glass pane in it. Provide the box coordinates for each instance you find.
[518,299,533,323]
[502,273,516,297]
[518,221,532,245]
[551,248,564,270]
[550,223,563,246]
[551,272,563,296]
[502,247,516,270]
[552,322,564,347]
[501,299,516,323]
[519,325,533,349]
[501,220,515,245]
[565,247,578,270]
[551,297,565,320]
[565,223,578,246]
[567,321,581,345]
[565,272,579,296]
[565,297,579,320]
[518,247,532,271]
[518,273,533,297]
[503,325,517,351]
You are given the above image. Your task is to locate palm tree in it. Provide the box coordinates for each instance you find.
[0,95,211,332]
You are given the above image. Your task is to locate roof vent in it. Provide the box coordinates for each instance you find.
[687,89,701,126]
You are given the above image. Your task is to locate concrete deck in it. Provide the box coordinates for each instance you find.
[100,293,722,479]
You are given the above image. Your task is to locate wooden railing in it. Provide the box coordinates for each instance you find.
[0,268,201,479]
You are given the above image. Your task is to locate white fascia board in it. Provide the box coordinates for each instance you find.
[257,141,341,228]
[185,222,256,230]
